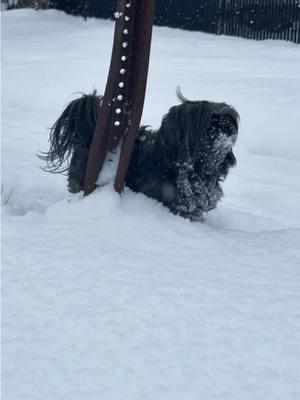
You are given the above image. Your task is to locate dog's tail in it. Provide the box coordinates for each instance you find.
[39,91,101,173]
[176,86,189,103]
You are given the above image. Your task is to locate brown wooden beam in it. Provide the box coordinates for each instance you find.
[84,0,155,196]
[114,0,155,192]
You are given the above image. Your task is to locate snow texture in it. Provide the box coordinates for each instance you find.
[2,9,300,400]
[97,146,121,187]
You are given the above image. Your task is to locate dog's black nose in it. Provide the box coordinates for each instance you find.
[219,115,238,136]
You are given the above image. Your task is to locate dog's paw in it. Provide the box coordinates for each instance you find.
[67,178,84,193]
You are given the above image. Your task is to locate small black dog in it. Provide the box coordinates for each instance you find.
[41,89,239,220]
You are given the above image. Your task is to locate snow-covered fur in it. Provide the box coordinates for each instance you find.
[40,90,239,219]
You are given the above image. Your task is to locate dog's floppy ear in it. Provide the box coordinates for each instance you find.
[158,99,201,166]
[157,104,190,165]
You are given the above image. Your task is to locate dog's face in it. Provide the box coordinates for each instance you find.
[150,98,239,218]
[159,100,239,178]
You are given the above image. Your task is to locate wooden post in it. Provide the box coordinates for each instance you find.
[114,0,155,192]
[84,0,155,196]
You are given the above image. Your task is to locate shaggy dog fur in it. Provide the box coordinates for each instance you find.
[40,90,239,220]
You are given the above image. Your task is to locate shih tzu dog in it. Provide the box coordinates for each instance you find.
[41,89,239,220]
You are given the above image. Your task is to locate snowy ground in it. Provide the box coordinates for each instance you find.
[2,9,300,400]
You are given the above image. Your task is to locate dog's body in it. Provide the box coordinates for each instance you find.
[41,90,239,219]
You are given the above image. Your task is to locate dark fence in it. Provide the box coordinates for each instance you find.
[155,1,300,43]
[41,0,300,44]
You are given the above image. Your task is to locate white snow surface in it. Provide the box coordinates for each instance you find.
[2,9,300,400]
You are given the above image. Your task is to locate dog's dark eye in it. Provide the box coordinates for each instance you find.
[208,126,219,138]
[211,113,220,127]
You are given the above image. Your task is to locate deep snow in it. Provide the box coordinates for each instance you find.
[1,9,300,400]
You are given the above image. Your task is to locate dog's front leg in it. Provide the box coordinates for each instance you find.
[173,162,199,218]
